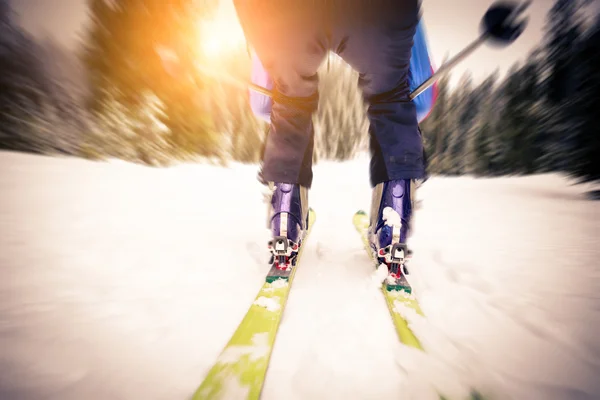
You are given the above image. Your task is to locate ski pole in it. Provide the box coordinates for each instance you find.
[400,0,532,100]
[408,33,490,100]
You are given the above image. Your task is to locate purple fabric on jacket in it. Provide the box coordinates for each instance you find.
[249,51,273,123]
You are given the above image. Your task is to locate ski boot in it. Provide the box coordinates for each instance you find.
[368,179,417,292]
[265,182,309,281]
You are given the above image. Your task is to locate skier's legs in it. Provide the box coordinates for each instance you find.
[330,0,425,187]
[233,1,328,188]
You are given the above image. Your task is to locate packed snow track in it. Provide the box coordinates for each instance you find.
[1,151,599,400]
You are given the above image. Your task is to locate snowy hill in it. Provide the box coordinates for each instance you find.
[1,150,599,400]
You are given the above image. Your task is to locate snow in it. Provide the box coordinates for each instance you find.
[253,296,281,312]
[200,333,273,400]
[1,150,599,400]
[268,278,288,289]
[383,206,402,227]
[372,263,389,288]
[218,333,271,364]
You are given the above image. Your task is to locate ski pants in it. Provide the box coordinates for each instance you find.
[234,0,426,188]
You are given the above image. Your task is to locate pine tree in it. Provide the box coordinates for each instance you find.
[0,0,58,153]
[519,53,545,174]
[467,73,498,176]
[314,56,369,161]
[33,38,93,156]
[450,73,481,175]
[565,16,600,182]
[420,71,451,174]
[539,0,599,182]
[81,0,220,163]
[545,0,583,103]
[540,0,586,172]
[493,61,538,175]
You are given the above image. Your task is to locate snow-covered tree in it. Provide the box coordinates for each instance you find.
[81,0,221,163]
[314,56,369,161]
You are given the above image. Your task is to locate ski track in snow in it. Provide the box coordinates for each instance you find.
[0,150,599,400]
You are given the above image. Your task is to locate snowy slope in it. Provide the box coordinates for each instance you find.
[0,150,599,400]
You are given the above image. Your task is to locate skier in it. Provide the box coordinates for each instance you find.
[234,0,437,280]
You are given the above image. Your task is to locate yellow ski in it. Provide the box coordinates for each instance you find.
[352,210,424,349]
[193,209,316,400]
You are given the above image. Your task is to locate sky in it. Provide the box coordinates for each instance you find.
[11,0,600,84]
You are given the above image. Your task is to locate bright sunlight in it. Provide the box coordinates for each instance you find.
[198,0,246,57]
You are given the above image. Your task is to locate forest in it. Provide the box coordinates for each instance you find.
[1,0,598,183]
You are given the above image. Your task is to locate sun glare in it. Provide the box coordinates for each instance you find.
[198,1,246,57]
